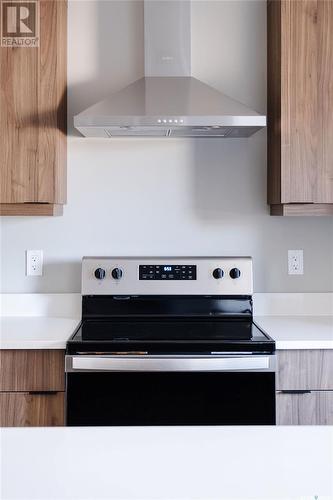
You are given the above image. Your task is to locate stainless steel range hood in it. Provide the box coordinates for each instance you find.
[74,1,266,138]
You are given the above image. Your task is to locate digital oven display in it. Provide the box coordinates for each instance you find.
[139,265,197,281]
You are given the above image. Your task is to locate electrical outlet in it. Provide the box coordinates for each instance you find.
[288,250,304,275]
[26,250,43,276]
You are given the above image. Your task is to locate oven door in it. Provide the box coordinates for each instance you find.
[66,355,276,426]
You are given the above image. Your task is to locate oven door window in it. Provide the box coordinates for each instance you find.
[67,372,275,426]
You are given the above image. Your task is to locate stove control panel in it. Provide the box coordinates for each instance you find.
[83,257,253,296]
[139,265,197,280]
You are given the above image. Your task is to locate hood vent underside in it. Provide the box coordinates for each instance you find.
[101,126,261,138]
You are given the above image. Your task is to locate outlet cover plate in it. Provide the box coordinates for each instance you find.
[26,250,43,276]
[288,249,304,275]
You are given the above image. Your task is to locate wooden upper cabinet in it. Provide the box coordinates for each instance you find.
[0,0,67,216]
[267,0,333,216]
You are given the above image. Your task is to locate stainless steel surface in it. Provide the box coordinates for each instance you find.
[144,1,191,77]
[74,77,266,138]
[66,354,276,373]
[81,256,253,296]
[74,0,266,138]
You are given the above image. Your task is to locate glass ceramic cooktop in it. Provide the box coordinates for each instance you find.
[74,319,270,343]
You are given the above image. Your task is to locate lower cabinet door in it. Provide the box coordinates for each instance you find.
[276,391,333,425]
[0,392,65,427]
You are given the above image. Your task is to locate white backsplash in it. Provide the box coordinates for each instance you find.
[1,293,332,318]
[0,0,332,293]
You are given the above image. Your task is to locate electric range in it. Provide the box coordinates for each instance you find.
[66,257,276,426]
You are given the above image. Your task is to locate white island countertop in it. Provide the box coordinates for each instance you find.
[0,316,80,349]
[255,315,333,349]
[1,426,332,500]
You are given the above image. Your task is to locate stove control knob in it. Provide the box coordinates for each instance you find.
[213,268,224,279]
[230,268,241,279]
[94,268,106,280]
[111,267,123,280]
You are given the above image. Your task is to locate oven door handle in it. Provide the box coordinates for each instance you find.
[66,355,275,372]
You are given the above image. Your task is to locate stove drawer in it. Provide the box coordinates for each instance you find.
[66,371,276,426]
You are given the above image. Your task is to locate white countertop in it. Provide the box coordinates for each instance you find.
[255,315,333,349]
[1,315,333,350]
[0,294,332,350]
[1,426,332,500]
[0,316,80,349]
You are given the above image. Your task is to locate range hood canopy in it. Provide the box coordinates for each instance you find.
[74,1,266,138]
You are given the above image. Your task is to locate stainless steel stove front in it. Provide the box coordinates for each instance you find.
[66,257,276,426]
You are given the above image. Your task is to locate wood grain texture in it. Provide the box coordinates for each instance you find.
[267,0,333,212]
[316,0,333,202]
[0,203,63,216]
[37,0,67,203]
[0,392,65,427]
[277,350,333,391]
[276,391,333,425]
[0,25,38,202]
[270,203,333,216]
[282,0,318,203]
[267,0,282,204]
[0,0,67,210]
[0,350,65,392]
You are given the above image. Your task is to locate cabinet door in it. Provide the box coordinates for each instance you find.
[0,36,37,203]
[276,391,333,425]
[316,0,333,203]
[0,0,67,215]
[267,0,333,214]
[277,350,333,391]
[280,0,319,204]
[0,350,65,392]
[0,392,65,427]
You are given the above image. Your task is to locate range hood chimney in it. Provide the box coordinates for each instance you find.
[74,1,266,138]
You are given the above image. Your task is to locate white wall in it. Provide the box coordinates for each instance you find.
[1,0,333,293]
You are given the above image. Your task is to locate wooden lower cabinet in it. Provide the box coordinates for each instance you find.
[0,349,65,427]
[276,349,333,425]
[0,349,65,392]
[277,391,333,425]
[277,349,333,391]
[0,392,64,427]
